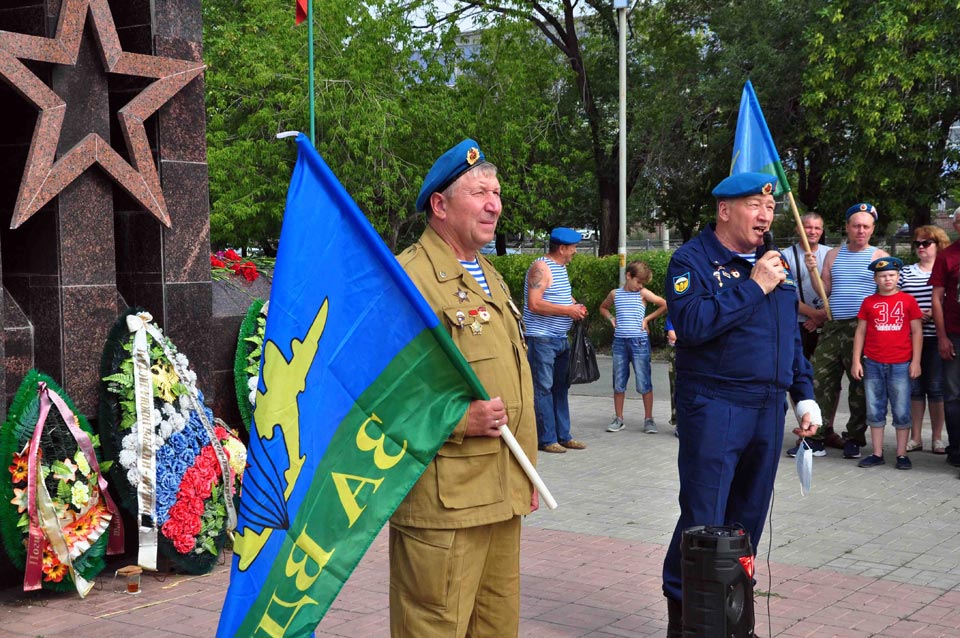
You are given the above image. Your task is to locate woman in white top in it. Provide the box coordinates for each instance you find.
[899,225,952,453]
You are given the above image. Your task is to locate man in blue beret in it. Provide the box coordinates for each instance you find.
[788,203,889,460]
[394,139,539,637]
[523,227,589,453]
[661,172,821,636]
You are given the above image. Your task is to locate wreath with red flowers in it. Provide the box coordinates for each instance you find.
[0,371,116,594]
[99,308,244,575]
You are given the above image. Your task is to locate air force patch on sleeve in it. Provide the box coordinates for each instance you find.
[673,272,691,295]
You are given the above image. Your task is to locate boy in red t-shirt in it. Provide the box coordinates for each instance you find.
[852,257,923,469]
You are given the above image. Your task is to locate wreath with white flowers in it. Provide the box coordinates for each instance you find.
[0,371,122,595]
[233,298,267,433]
[99,308,245,575]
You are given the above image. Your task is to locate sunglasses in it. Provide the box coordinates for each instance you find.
[913,240,935,248]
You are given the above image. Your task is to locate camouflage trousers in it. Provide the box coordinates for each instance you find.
[810,318,867,445]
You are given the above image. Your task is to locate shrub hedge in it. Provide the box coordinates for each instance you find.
[487,250,673,349]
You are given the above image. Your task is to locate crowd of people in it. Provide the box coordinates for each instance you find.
[388,137,959,638]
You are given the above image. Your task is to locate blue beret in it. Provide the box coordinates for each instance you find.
[416,139,486,212]
[846,203,878,220]
[550,227,582,245]
[712,172,777,199]
[868,256,903,272]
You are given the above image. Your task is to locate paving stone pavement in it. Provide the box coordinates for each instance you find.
[3,357,960,637]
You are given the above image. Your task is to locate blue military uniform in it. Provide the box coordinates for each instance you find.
[661,176,814,603]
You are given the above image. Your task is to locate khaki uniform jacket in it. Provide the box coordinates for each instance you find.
[391,226,537,529]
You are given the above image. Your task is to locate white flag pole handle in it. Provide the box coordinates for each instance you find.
[498,425,558,510]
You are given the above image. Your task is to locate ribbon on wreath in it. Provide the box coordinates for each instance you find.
[125,312,236,571]
[24,383,124,596]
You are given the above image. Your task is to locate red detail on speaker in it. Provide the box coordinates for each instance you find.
[738,554,755,579]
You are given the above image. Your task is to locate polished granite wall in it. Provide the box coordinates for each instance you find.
[0,0,213,417]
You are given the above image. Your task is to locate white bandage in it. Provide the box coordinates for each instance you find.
[795,399,822,427]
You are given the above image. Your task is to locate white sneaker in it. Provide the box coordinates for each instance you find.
[606,416,625,432]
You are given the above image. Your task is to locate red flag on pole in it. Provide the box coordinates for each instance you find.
[296,0,308,24]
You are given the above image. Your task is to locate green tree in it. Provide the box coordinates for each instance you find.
[451,17,594,247]
[419,1,660,255]
[204,0,465,252]
[203,0,308,252]
[801,0,960,230]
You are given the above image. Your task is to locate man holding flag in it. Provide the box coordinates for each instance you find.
[392,139,538,637]
[216,133,534,638]
[659,81,823,635]
[661,172,821,635]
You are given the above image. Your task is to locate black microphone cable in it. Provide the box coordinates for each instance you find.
[758,230,779,638]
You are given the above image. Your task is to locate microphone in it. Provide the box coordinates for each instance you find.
[755,231,775,262]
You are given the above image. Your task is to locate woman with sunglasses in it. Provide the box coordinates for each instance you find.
[899,225,951,453]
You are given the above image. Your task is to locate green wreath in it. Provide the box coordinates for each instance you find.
[233,298,266,434]
[0,370,112,593]
[99,308,241,575]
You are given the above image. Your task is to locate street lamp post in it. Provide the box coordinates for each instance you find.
[615,0,628,286]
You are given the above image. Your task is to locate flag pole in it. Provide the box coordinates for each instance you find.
[784,190,832,320]
[307,0,316,144]
[737,81,830,320]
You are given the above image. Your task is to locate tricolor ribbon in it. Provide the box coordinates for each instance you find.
[24,383,124,596]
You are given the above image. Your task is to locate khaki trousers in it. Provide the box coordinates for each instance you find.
[389,517,521,638]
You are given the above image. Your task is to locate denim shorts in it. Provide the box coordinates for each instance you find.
[863,357,911,428]
[612,336,652,394]
[910,336,943,401]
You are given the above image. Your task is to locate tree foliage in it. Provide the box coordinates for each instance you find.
[203,0,960,251]
[801,0,960,230]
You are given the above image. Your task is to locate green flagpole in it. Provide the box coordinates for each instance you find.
[308,0,315,144]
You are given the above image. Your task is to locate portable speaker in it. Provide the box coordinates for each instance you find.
[681,525,755,637]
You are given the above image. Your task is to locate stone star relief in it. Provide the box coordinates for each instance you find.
[0,0,205,229]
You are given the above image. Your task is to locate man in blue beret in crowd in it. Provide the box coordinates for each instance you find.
[661,172,821,636]
[394,139,539,637]
[523,227,590,453]
[787,203,889,459]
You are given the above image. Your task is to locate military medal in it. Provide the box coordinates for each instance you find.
[453,288,469,303]
[471,321,483,335]
[455,310,466,329]
[713,271,723,287]
[731,270,741,278]
[477,306,491,322]
[722,271,731,279]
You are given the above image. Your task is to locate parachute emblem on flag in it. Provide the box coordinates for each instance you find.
[233,301,327,569]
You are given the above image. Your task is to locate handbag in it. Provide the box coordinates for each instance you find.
[568,320,600,385]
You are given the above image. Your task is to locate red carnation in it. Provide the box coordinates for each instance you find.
[210,255,226,268]
[172,534,196,554]
[223,249,242,262]
[162,518,184,539]
[238,262,260,282]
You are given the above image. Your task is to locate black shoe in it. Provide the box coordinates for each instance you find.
[666,598,683,638]
[787,439,825,457]
[843,440,861,459]
[948,454,960,468]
